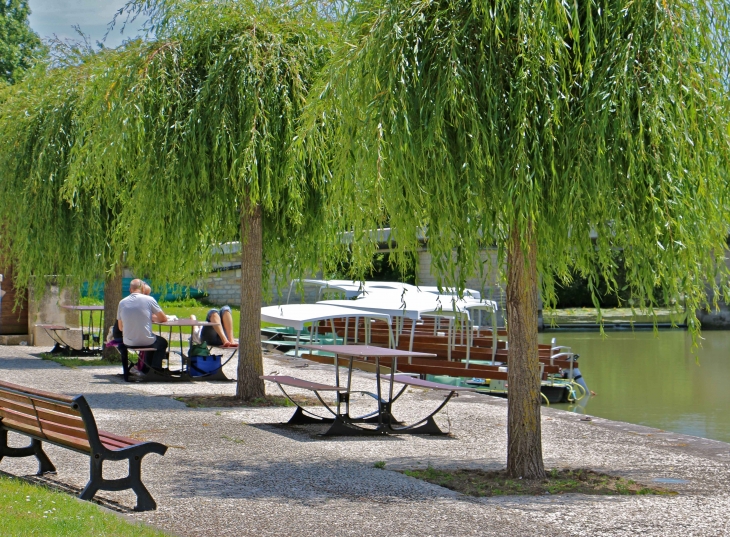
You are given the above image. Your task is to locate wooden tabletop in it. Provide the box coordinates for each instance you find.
[301,344,436,358]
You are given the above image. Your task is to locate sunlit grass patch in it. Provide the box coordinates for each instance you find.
[40,354,118,368]
[0,474,170,536]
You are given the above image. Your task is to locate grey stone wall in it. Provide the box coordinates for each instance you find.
[203,260,321,307]
[28,280,83,347]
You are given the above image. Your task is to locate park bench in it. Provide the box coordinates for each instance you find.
[0,380,167,511]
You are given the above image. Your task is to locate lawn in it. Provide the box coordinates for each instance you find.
[78,297,241,337]
[0,474,170,537]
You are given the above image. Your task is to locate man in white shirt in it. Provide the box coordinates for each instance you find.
[117,279,168,371]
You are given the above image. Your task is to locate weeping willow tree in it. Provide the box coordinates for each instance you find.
[299,0,730,477]
[63,0,336,398]
[0,47,138,350]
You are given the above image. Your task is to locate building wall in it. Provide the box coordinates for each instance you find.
[0,260,29,335]
[201,247,508,325]
[203,258,321,306]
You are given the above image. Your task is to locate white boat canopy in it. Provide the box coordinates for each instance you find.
[293,278,483,301]
[260,303,394,357]
[319,290,498,361]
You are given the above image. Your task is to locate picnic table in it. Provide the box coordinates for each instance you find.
[153,319,236,381]
[36,305,105,356]
[62,305,105,354]
[261,344,474,436]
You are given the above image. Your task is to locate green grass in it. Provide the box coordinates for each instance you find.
[73,298,245,337]
[0,474,171,536]
[40,354,119,368]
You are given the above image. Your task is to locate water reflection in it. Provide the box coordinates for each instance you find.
[542,330,730,443]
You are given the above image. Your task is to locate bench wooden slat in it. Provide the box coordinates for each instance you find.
[98,430,142,446]
[0,409,43,431]
[260,375,348,391]
[37,419,88,442]
[0,380,76,404]
[0,408,86,440]
[42,430,91,452]
[1,417,46,439]
[0,396,85,429]
[99,436,136,451]
[0,411,91,451]
[0,418,89,453]
[0,391,81,417]
[5,393,77,415]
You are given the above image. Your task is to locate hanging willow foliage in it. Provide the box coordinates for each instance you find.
[63,0,336,287]
[0,50,131,294]
[305,0,730,316]
[298,0,730,476]
[2,0,335,287]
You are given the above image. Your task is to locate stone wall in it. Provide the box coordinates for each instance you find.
[28,280,82,347]
[203,259,321,306]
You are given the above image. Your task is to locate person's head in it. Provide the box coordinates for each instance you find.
[129,279,144,294]
[143,283,152,295]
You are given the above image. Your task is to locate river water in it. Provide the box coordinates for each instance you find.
[544,330,730,443]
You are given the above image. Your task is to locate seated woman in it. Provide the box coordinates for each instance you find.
[195,306,238,348]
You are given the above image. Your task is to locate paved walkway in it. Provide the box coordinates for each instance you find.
[1,345,729,536]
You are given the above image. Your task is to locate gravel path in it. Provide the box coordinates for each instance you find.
[1,345,729,536]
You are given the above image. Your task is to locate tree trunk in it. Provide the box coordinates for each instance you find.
[236,201,266,400]
[506,222,545,480]
[102,263,123,362]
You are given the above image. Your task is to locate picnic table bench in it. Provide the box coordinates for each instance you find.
[261,344,475,436]
[0,380,167,511]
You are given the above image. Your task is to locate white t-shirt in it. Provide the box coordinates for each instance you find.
[116,293,163,346]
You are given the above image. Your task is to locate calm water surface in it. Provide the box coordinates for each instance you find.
[542,330,730,443]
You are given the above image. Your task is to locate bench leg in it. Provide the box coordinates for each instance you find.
[129,455,156,512]
[287,406,334,425]
[32,439,57,474]
[322,416,387,436]
[119,347,130,381]
[385,415,446,435]
[385,392,455,435]
[0,430,56,474]
[79,456,103,502]
[80,453,158,511]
